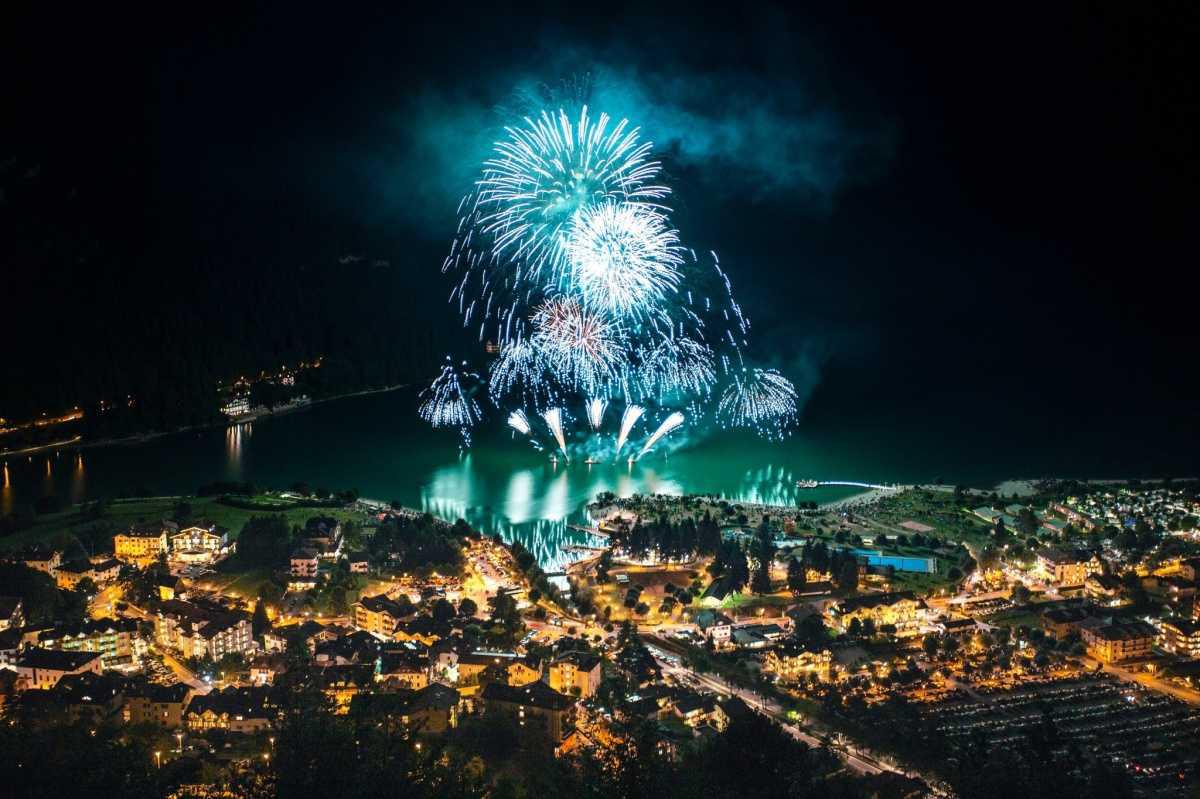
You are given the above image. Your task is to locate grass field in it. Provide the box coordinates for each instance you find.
[0,494,368,553]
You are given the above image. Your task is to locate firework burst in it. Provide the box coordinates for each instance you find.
[718,368,798,439]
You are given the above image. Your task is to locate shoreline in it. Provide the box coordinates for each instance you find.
[3,383,411,457]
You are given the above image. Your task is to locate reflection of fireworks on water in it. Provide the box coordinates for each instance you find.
[586,398,608,430]
[419,359,482,445]
[615,404,644,458]
[541,407,569,459]
[638,411,685,459]
[718,368,798,439]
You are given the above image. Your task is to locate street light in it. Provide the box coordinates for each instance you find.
[175,731,183,753]
[154,751,162,769]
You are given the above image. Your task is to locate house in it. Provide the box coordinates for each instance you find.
[672,692,723,728]
[1083,621,1157,663]
[826,592,923,633]
[54,672,127,724]
[185,687,274,733]
[1085,573,1126,604]
[15,648,103,691]
[349,683,460,733]
[763,646,833,682]
[37,617,144,668]
[55,558,121,591]
[1035,549,1104,587]
[0,597,24,631]
[155,600,254,660]
[20,546,62,576]
[1040,606,1091,640]
[696,611,734,647]
[169,522,231,564]
[249,654,289,686]
[1159,617,1200,659]
[289,548,320,579]
[156,573,184,601]
[114,522,171,562]
[318,664,376,713]
[347,553,370,574]
[972,507,1001,524]
[123,680,193,728]
[481,680,576,743]
[353,594,412,636]
[546,651,601,698]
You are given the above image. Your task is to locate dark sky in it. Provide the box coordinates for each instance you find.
[5,3,1199,457]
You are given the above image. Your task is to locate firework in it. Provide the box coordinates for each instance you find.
[542,407,569,459]
[614,404,644,457]
[530,297,626,394]
[636,335,716,401]
[638,412,685,459]
[419,359,482,432]
[718,368,798,438]
[565,201,682,321]
[586,397,608,430]
[507,409,532,436]
[476,106,669,280]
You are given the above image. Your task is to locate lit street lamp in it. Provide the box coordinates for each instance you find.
[154,751,162,769]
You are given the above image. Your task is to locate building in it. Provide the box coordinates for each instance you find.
[15,648,103,691]
[347,553,370,574]
[546,651,601,698]
[155,600,254,660]
[318,664,376,714]
[696,611,734,647]
[353,594,412,636]
[185,686,274,733]
[481,680,577,743]
[826,591,923,633]
[1040,606,1091,640]
[290,548,319,578]
[37,617,144,668]
[20,546,62,576]
[1160,617,1200,659]
[169,523,231,563]
[1085,573,1126,604]
[1036,549,1104,587]
[114,522,171,562]
[763,647,833,683]
[123,681,194,728]
[55,558,121,591]
[1084,621,1157,663]
[0,597,24,631]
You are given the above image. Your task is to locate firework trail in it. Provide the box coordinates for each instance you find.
[507,409,532,436]
[614,404,644,457]
[638,412,685,459]
[586,398,608,430]
[542,407,569,460]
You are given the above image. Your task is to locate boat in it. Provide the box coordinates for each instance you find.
[796,479,819,489]
[584,457,598,465]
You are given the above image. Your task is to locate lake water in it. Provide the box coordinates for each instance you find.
[0,388,1188,568]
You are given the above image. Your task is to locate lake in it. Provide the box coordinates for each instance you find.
[0,387,1187,568]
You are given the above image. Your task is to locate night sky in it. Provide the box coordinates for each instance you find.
[5,4,1198,460]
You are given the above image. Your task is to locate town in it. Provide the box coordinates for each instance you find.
[0,478,1197,797]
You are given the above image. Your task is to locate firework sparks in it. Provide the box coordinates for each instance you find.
[507,409,532,436]
[615,404,644,457]
[419,359,482,440]
[638,412,685,459]
[542,407,569,460]
[586,397,608,430]
[718,368,798,439]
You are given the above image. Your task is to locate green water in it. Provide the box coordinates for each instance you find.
[0,388,1170,568]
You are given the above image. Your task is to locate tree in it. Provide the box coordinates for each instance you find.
[786,557,807,594]
[330,587,348,615]
[750,516,775,595]
[237,515,292,568]
[253,598,271,637]
[458,597,478,618]
[922,633,940,659]
[431,597,456,624]
[836,560,858,593]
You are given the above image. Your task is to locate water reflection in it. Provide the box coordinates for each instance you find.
[225,423,249,478]
[1,462,11,516]
[69,452,86,504]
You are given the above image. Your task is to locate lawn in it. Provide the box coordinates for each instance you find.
[0,494,369,553]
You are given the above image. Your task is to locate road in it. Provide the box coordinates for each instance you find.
[643,635,918,781]
[159,650,210,692]
[1097,660,1200,706]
